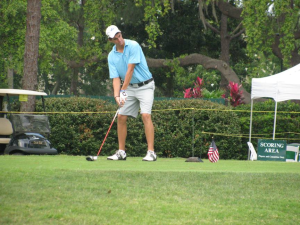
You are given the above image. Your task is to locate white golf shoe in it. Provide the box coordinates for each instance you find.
[142,150,157,161]
[107,150,126,160]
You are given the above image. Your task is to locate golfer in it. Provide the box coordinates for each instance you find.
[105,25,157,161]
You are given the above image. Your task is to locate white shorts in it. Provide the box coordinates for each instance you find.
[119,81,155,118]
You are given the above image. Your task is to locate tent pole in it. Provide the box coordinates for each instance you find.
[248,99,254,160]
[273,101,278,140]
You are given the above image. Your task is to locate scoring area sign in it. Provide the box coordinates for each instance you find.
[257,139,286,161]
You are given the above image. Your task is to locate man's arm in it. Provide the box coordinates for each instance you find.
[121,63,135,90]
[113,77,121,95]
[113,77,121,104]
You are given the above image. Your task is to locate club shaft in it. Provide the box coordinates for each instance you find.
[96,109,119,156]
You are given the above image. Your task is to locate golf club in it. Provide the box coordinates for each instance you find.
[86,108,120,161]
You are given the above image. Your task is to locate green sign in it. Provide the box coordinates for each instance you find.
[257,139,286,161]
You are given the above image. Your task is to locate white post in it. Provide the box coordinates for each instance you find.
[273,101,278,140]
[248,99,254,160]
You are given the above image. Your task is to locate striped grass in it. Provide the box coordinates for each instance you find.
[0,156,299,225]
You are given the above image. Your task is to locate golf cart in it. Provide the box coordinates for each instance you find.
[0,89,57,155]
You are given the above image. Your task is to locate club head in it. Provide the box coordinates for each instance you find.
[86,156,98,161]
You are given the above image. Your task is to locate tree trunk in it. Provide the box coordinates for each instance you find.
[70,0,85,95]
[220,14,230,64]
[7,55,14,88]
[21,0,41,112]
[200,2,243,92]
[51,79,61,95]
[7,68,13,89]
[219,14,231,90]
[70,68,79,95]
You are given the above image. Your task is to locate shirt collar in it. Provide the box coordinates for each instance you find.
[113,39,128,52]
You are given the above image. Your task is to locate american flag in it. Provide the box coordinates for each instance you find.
[208,140,219,163]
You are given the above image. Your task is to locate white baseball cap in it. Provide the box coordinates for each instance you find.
[106,25,121,39]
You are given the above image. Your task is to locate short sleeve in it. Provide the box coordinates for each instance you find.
[108,54,119,79]
[128,42,141,64]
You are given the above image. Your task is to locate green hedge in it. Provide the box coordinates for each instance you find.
[14,97,300,159]
[33,97,243,159]
[235,100,300,152]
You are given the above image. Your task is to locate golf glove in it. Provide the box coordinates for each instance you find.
[120,90,128,106]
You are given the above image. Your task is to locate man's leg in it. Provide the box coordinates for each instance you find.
[136,81,156,161]
[118,114,128,150]
[107,114,128,160]
[142,113,157,161]
[142,113,154,150]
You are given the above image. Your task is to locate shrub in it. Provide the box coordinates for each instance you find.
[235,100,300,154]
[152,99,243,159]
[35,97,117,156]
[33,97,243,159]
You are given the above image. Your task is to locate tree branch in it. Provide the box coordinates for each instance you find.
[231,22,242,35]
[146,54,251,103]
[294,30,300,39]
[231,28,245,39]
[205,20,220,34]
[216,0,243,20]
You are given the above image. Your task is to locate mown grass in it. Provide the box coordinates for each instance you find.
[0,156,299,225]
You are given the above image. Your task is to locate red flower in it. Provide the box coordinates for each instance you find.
[227,81,244,107]
[184,88,193,98]
[183,77,204,99]
[192,86,202,98]
[195,77,203,87]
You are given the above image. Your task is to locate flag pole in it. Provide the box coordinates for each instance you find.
[185,108,203,162]
[208,136,219,163]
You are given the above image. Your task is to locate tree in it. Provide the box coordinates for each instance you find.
[0,0,27,89]
[199,0,245,87]
[65,0,252,102]
[138,0,300,103]
[242,0,300,66]
[1,0,250,100]
[21,0,41,112]
[3,0,300,104]
[135,0,251,103]
[69,0,85,95]
[50,0,116,95]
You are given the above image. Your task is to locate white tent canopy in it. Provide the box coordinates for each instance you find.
[251,63,300,102]
[248,63,300,159]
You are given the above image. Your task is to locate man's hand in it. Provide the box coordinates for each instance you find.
[119,90,128,106]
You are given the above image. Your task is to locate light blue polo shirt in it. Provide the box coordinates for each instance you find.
[108,39,152,83]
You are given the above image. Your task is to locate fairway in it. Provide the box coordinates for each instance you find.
[0,156,299,225]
